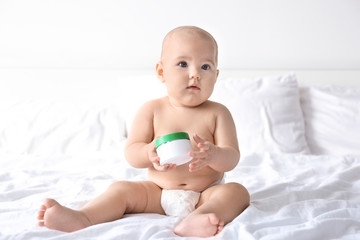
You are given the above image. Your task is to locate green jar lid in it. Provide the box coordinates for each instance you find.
[155,132,190,149]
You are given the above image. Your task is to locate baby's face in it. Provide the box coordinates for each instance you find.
[158,30,219,107]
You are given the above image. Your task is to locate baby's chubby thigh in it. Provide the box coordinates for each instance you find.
[110,180,165,215]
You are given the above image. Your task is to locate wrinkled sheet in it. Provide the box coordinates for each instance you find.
[0,153,359,240]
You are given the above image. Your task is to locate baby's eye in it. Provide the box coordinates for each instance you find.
[201,64,211,70]
[178,61,188,68]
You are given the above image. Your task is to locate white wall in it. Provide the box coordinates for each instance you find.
[0,0,359,70]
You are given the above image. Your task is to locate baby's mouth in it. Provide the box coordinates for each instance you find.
[187,85,200,90]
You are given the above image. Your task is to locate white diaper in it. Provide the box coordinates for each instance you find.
[161,189,201,219]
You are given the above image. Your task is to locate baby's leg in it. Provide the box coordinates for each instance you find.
[38,181,164,232]
[174,182,249,237]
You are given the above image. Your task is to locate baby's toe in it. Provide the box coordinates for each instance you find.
[38,221,45,226]
[38,211,45,219]
[38,205,46,219]
[216,221,224,235]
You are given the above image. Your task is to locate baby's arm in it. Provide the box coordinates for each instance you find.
[124,100,176,171]
[189,104,240,172]
[124,101,155,168]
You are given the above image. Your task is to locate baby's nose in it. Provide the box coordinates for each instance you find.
[189,67,200,80]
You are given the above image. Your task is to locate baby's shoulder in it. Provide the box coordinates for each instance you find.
[203,101,234,120]
[138,97,166,111]
[205,100,230,113]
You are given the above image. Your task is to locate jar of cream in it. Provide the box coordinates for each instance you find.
[155,132,193,166]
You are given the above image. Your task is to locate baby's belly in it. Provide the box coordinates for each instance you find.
[148,165,223,192]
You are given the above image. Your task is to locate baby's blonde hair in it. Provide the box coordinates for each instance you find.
[161,26,218,65]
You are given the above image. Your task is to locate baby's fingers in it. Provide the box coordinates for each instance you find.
[149,155,160,167]
[189,159,207,172]
[193,134,206,145]
[193,135,211,151]
[161,163,177,171]
[198,142,210,151]
[155,163,176,172]
[189,151,207,159]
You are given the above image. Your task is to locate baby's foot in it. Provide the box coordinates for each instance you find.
[37,198,91,232]
[174,213,224,237]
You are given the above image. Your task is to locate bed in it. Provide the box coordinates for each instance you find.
[0,69,359,239]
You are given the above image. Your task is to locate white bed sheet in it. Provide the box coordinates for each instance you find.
[1,152,359,240]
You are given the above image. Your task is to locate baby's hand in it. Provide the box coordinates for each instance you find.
[148,141,176,172]
[188,134,217,172]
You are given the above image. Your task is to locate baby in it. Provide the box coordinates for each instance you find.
[37,26,250,238]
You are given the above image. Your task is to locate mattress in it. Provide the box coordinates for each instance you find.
[1,152,359,239]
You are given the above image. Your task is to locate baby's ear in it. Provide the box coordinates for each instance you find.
[156,61,165,83]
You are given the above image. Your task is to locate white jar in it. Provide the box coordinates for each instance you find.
[155,132,193,166]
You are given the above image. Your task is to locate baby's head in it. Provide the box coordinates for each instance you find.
[160,26,218,66]
[157,26,219,107]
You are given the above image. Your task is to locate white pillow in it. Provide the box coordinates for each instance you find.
[300,85,360,156]
[211,73,309,156]
[0,100,127,156]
